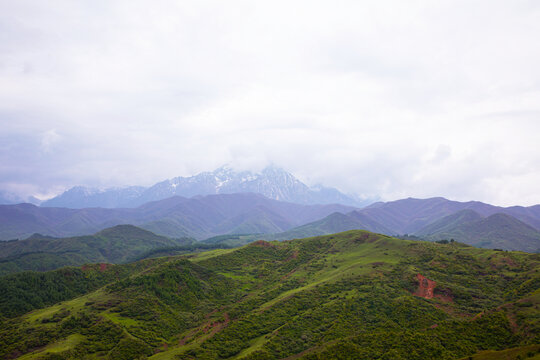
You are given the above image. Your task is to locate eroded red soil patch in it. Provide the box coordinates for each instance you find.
[413,273,436,299]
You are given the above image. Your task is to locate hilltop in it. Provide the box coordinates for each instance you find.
[1,230,538,359]
[0,225,192,275]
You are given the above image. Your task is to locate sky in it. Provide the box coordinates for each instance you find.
[1,0,539,206]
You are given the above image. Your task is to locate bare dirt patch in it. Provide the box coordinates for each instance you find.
[413,273,436,299]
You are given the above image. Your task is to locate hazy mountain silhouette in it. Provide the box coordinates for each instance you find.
[0,193,356,240]
[41,166,369,208]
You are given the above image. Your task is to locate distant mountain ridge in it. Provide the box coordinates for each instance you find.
[251,198,540,251]
[359,197,540,234]
[264,211,393,241]
[415,210,540,252]
[3,193,540,252]
[41,166,369,208]
[0,193,356,240]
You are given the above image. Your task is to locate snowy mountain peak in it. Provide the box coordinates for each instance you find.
[41,166,370,208]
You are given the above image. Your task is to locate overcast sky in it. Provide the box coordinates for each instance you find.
[1,0,539,206]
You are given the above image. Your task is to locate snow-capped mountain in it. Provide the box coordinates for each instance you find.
[41,166,370,208]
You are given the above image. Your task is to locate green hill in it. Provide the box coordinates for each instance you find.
[415,209,484,236]
[0,225,193,275]
[416,211,540,252]
[205,211,393,246]
[0,230,538,359]
[267,211,391,240]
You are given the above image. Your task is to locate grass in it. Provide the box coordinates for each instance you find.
[189,248,237,262]
[458,344,540,360]
[233,333,269,358]
[259,239,404,309]
[24,288,109,324]
[102,311,141,327]
[17,334,85,360]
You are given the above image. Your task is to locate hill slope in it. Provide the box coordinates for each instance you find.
[265,211,393,241]
[415,209,484,236]
[1,230,538,360]
[0,225,192,275]
[356,197,540,234]
[416,212,540,252]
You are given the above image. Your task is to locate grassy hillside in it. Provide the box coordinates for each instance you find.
[0,258,172,319]
[0,230,538,360]
[0,225,193,275]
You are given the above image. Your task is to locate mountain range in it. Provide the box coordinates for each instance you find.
[284,198,540,251]
[0,193,355,241]
[415,210,540,252]
[2,190,540,251]
[40,165,370,208]
[202,197,540,252]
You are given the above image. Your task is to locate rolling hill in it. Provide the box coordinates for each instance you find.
[356,197,540,234]
[0,225,193,275]
[414,209,484,236]
[248,205,540,252]
[262,211,393,241]
[416,210,540,252]
[4,195,540,253]
[0,230,538,359]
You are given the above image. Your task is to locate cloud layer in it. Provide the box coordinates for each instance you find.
[1,0,540,206]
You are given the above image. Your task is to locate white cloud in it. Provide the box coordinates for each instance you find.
[40,129,61,152]
[0,0,539,206]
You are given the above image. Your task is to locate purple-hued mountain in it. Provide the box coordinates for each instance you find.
[40,166,370,209]
[415,209,540,252]
[0,193,357,241]
[259,197,540,251]
[3,190,540,251]
[357,197,540,234]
